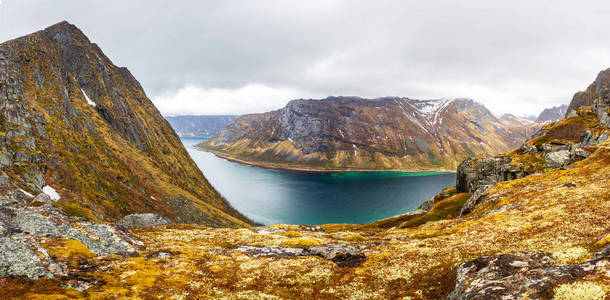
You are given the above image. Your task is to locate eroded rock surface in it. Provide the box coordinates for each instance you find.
[449,246,610,299]
[115,213,172,228]
[0,175,141,279]
[456,157,527,194]
[233,243,366,267]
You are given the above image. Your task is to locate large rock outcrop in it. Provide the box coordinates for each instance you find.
[456,156,527,194]
[566,68,610,127]
[0,22,251,227]
[449,246,610,299]
[0,173,141,279]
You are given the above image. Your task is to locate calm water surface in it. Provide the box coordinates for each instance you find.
[181,137,456,225]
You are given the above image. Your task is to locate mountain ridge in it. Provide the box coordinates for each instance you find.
[199,96,532,171]
[0,21,251,227]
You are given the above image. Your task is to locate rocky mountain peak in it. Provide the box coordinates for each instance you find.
[536,104,568,123]
[565,68,610,126]
[202,96,529,171]
[0,22,252,227]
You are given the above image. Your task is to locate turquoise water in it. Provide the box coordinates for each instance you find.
[181,137,456,225]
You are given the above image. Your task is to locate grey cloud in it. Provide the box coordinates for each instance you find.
[1,0,610,115]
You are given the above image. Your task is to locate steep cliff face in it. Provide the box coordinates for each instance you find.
[0,21,251,227]
[165,115,236,138]
[201,97,529,171]
[565,68,610,122]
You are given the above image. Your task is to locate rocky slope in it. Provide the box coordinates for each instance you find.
[0,21,251,227]
[165,115,236,138]
[200,97,530,171]
[1,23,609,299]
[2,68,603,299]
[2,134,608,298]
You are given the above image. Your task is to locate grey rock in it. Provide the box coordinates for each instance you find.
[250,227,286,235]
[457,157,528,194]
[233,243,366,267]
[166,195,222,227]
[31,193,53,205]
[0,180,142,279]
[566,109,578,118]
[448,245,609,299]
[544,150,570,168]
[459,185,493,216]
[234,245,309,258]
[569,146,591,163]
[517,144,537,155]
[80,224,139,256]
[541,142,570,154]
[115,213,172,228]
[0,234,65,279]
[308,244,360,260]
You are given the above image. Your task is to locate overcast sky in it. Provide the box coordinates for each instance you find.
[1,1,610,116]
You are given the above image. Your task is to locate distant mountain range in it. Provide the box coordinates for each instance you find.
[197,97,535,171]
[165,115,237,138]
[536,104,568,123]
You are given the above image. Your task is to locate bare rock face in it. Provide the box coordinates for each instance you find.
[565,68,610,127]
[459,185,493,216]
[0,174,141,279]
[544,150,571,168]
[115,213,172,228]
[449,245,610,299]
[456,157,528,194]
[202,97,531,171]
[233,243,366,267]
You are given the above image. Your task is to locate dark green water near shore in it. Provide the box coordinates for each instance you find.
[181,137,456,225]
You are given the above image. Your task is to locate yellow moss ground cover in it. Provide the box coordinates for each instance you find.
[3,140,609,299]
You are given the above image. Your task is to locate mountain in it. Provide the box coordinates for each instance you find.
[199,97,530,171]
[165,115,236,138]
[5,71,608,298]
[535,104,568,123]
[564,67,610,126]
[565,67,610,118]
[1,22,609,299]
[498,113,533,127]
[0,21,251,227]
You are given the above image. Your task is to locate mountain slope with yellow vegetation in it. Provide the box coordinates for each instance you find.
[0,21,251,227]
[0,22,609,299]
[2,71,609,298]
[200,97,531,172]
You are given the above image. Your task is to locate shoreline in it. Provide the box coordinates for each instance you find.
[193,145,456,174]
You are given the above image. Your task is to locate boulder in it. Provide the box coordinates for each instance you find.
[517,144,537,155]
[30,193,53,206]
[456,157,527,194]
[544,150,570,168]
[0,183,142,279]
[459,185,493,216]
[448,245,609,299]
[233,245,309,258]
[115,213,172,228]
[569,146,591,163]
[233,243,366,267]
[541,142,570,154]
